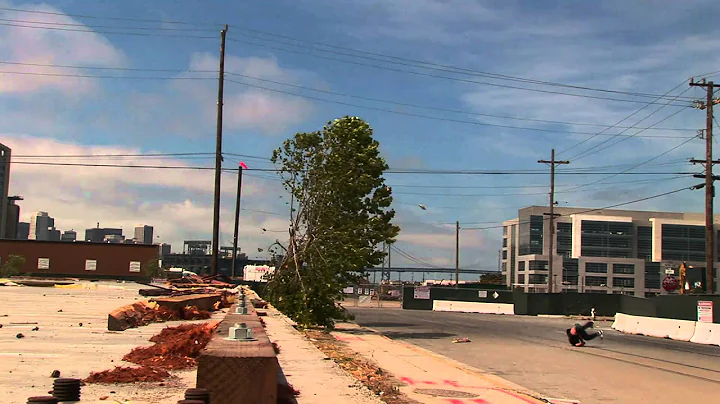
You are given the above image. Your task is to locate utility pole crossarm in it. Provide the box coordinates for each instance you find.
[539,149,570,294]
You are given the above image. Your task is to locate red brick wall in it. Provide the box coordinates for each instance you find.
[0,240,158,279]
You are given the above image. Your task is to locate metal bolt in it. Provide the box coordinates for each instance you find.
[228,323,255,341]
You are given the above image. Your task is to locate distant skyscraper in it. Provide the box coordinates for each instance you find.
[4,196,21,240]
[0,143,10,239]
[160,243,171,257]
[85,223,123,243]
[17,222,29,240]
[134,225,154,245]
[61,230,77,242]
[29,211,57,241]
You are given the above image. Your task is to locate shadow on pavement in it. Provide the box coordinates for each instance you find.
[380,331,457,340]
[356,321,418,328]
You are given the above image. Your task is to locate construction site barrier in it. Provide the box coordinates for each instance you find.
[689,322,720,346]
[613,312,714,344]
[432,300,515,315]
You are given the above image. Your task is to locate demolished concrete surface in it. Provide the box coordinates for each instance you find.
[0,281,226,404]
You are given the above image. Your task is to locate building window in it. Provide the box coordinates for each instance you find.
[528,274,548,284]
[518,274,525,284]
[501,262,507,272]
[637,226,652,259]
[85,260,97,271]
[129,261,141,273]
[585,276,607,287]
[502,238,507,248]
[661,224,705,262]
[37,258,50,270]
[529,260,548,270]
[519,215,544,255]
[612,264,635,274]
[645,262,661,289]
[518,261,526,271]
[557,222,573,255]
[503,226,508,236]
[585,262,608,273]
[502,250,508,259]
[613,278,635,288]
[581,220,633,258]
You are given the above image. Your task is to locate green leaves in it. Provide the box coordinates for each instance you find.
[266,116,400,328]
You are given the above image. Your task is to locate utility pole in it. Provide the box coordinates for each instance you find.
[231,162,245,278]
[211,25,228,276]
[689,78,720,294]
[455,221,460,288]
[538,149,569,294]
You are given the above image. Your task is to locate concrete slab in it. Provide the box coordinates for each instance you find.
[331,323,552,404]
[261,307,384,404]
[0,281,225,404]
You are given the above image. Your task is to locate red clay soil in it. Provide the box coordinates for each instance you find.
[85,366,170,384]
[123,321,219,370]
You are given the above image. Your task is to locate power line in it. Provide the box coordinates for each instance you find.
[568,86,694,161]
[462,186,691,230]
[0,21,217,38]
[0,60,217,74]
[224,71,694,132]
[0,71,215,80]
[558,80,690,157]
[226,38,690,108]
[0,17,218,31]
[224,78,690,138]
[0,6,222,26]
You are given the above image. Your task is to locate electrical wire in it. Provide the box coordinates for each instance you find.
[0,21,217,38]
[224,78,690,138]
[226,38,689,107]
[0,17,218,32]
[462,186,691,230]
[0,6,223,26]
[557,80,690,157]
[0,60,217,74]
[0,70,214,80]
[568,86,694,161]
[223,71,694,132]
[390,245,442,268]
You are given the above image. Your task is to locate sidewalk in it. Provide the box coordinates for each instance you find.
[261,307,384,404]
[331,323,579,404]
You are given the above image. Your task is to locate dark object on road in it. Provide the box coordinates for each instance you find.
[50,370,60,378]
[184,388,211,403]
[32,326,39,331]
[452,337,471,343]
[0,324,3,328]
[566,321,603,347]
[26,396,58,403]
[16,333,24,339]
[78,323,83,327]
[177,400,205,404]
[52,378,81,402]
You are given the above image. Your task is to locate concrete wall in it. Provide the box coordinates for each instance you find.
[0,239,158,279]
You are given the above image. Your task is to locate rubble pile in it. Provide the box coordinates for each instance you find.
[107,301,214,331]
[85,366,171,384]
[123,321,219,370]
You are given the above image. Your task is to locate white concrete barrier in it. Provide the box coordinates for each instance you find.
[690,322,720,346]
[613,313,698,342]
[432,300,515,315]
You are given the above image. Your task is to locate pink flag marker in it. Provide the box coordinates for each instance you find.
[239,161,248,169]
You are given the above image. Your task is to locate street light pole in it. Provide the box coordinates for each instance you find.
[455,221,460,288]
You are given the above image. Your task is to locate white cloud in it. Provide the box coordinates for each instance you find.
[5,135,289,257]
[0,2,126,95]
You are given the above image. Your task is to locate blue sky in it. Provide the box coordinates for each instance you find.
[2,0,719,279]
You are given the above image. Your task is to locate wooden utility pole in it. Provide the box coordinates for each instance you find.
[539,149,569,293]
[455,221,460,288]
[231,163,245,277]
[689,79,719,293]
[211,25,228,276]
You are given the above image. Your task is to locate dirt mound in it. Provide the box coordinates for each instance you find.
[123,321,219,370]
[85,366,170,384]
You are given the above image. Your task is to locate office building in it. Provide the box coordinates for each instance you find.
[0,143,10,239]
[134,225,154,245]
[159,243,171,257]
[61,230,77,242]
[29,211,59,241]
[501,206,720,297]
[4,196,21,240]
[184,240,212,255]
[17,222,30,240]
[104,234,125,244]
[85,223,123,243]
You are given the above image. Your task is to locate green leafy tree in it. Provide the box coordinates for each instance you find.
[143,257,163,279]
[267,116,400,328]
[1,254,26,277]
[480,273,505,285]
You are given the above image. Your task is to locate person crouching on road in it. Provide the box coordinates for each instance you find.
[566,321,603,347]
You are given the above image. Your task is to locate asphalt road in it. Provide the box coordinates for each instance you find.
[347,308,720,403]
